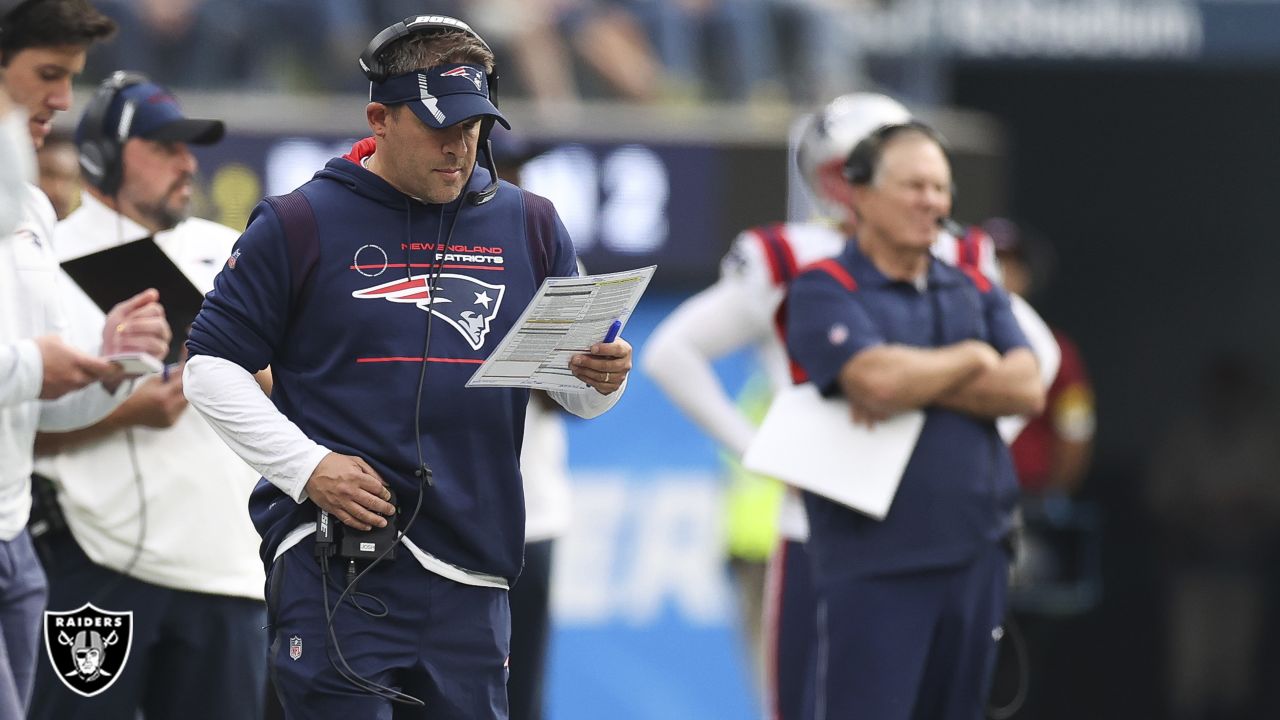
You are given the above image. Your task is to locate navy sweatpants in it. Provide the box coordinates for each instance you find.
[813,542,1009,720]
[765,538,817,720]
[267,538,511,720]
[507,538,553,720]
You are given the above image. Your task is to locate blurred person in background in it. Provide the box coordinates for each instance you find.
[642,93,1058,719]
[183,15,630,717]
[491,126,577,720]
[1145,355,1280,720]
[35,127,79,219]
[782,121,1044,720]
[631,0,779,102]
[0,1,170,717]
[29,72,267,720]
[469,0,662,108]
[511,386,574,720]
[768,0,867,104]
[982,217,1097,720]
[983,218,1095,500]
[91,0,250,88]
[642,93,913,719]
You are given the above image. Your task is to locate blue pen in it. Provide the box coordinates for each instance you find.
[602,319,622,343]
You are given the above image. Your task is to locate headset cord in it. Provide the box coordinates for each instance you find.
[987,612,1029,720]
[88,425,147,606]
[410,198,454,488]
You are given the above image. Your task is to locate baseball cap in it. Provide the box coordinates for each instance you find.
[369,63,509,131]
[76,81,225,147]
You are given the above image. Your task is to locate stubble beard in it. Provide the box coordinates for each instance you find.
[135,181,193,232]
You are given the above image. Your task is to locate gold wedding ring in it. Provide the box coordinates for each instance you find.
[116,323,126,334]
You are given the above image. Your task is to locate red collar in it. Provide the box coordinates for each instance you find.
[342,137,377,164]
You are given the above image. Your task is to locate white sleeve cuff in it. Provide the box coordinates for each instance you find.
[549,376,627,420]
[290,446,330,504]
[35,370,131,432]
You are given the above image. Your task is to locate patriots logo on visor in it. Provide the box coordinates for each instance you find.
[353,273,506,350]
[440,65,485,91]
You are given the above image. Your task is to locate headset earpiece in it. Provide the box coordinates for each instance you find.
[78,70,150,196]
[358,19,412,83]
[843,136,877,186]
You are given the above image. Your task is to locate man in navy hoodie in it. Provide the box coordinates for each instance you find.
[183,15,631,719]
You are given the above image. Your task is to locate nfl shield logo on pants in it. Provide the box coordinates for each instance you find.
[43,603,134,697]
[289,635,303,661]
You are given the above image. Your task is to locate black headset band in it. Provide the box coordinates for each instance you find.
[83,70,149,143]
[359,15,494,83]
[79,70,150,194]
[844,120,950,186]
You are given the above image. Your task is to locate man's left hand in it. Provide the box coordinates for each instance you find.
[101,288,172,360]
[571,337,632,395]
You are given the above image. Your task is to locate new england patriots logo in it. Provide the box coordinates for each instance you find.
[352,274,505,350]
[440,66,485,91]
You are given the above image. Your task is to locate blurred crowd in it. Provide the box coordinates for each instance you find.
[82,0,873,104]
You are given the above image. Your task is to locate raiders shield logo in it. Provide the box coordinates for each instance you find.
[43,603,133,697]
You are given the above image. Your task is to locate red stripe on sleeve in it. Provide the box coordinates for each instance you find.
[772,225,799,281]
[807,259,858,292]
[959,265,992,293]
[788,358,809,385]
[753,227,786,286]
[957,233,974,270]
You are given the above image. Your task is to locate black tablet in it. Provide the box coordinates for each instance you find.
[61,238,207,363]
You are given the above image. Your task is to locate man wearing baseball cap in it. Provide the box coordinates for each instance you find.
[29,72,268,720]
[1,3,172,718]
[183,14,631,718]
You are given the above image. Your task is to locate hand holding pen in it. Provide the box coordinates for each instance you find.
[570,318,631,395]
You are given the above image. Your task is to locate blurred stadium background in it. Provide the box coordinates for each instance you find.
[52,1,1280,718]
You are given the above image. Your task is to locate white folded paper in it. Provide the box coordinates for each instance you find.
[466,266,656,391]
[742,383,924,520]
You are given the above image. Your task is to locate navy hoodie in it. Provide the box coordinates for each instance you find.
[187,139,578,583]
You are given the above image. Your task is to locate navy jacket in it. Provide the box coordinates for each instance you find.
[784,241,1028,587]
[188,145,577,583]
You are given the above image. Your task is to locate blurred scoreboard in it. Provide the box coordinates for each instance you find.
[188,109,1005,290]
[192,133,791,289]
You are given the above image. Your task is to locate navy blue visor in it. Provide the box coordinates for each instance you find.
[369,63,509,130]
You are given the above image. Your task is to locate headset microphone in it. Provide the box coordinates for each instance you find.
[938,216,968,238]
